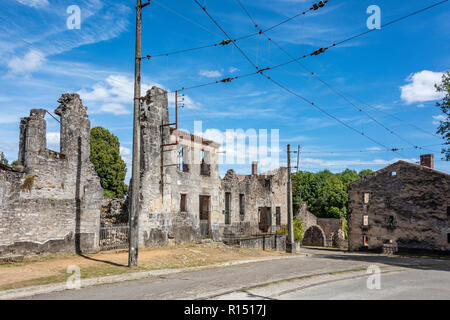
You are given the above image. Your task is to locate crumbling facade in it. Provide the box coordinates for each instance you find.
[348,156,450,254]
[137,87,289,247]
[221,163,288,238]
[0,95,103,256]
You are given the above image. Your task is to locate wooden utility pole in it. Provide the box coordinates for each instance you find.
[129,0,143,268]
[286,144,295,253]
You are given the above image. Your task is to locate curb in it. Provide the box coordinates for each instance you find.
[0,254,302,300]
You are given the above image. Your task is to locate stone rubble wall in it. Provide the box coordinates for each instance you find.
[0,94,103,256]
[348,161,450,254]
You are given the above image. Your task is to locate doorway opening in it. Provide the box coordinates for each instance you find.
[199,195,211,238]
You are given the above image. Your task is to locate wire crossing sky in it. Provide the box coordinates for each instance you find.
[0,0,448,180]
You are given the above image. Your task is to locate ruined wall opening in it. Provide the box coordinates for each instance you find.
[302,225,326,247]
[199,195,210,237]
[258,207,272,233]
[225,192,231,225]
[276,207,281,226]
[239,194,245,221]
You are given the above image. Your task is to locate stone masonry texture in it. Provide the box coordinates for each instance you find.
[0,94,103,256]
[348,161,450,254]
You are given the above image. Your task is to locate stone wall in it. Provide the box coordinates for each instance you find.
[138,87,222,246]
[0,95,103,256]
[222,167,288,238]
[296,203,346,248]
[348,161,450,254]
[101,198,128,226]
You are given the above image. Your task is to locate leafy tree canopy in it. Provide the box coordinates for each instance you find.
[435,70,450,161]
[90,127,128,198]
[292,168,373,219]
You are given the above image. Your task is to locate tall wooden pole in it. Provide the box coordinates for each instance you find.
[286,144,295,253]
[129,0,142,268]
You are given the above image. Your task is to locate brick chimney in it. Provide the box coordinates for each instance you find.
[251,161,258,175]
[420,154,434,169]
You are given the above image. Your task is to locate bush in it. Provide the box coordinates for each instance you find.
[276,218,304,242]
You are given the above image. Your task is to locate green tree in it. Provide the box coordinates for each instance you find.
[358,169,373,178]
[90,127,128,198]
[292,168,372,219]
[435,70,450,161]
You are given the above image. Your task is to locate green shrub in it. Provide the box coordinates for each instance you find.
[275,218,304,242]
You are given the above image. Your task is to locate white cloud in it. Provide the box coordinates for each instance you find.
[7,49,46,74]
[301,157,418,169]
[79,74,201,114]
[46,132,60,150]
[229,67,239,73]
[400,70,445,104]
[432,114,446,125]
[100,103,131,115]
[199,70,222,78]
[120,146,131,157]
[16,0,49,8]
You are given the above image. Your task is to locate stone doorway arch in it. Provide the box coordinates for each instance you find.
[302,225,326,247]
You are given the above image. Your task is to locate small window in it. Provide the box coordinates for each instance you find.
[364,193,370,204]
[447,233,450,244]
[363,235,369,247]
[447,206,450,219]
[180,194,187,212]
[391,171,397,176]
[363,215,369,226]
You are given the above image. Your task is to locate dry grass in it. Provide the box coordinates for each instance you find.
[0,242,285,291]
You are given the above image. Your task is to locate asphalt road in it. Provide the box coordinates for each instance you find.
[25,249,450,300]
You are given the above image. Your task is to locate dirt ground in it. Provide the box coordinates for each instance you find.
[0,242,285,291]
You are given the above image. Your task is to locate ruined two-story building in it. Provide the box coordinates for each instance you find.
[136,87,288,247]
[348,154,450,254]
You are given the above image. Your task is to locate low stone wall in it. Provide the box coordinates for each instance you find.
[227,234,287,252]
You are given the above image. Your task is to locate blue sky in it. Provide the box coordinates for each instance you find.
[0,0,449,182]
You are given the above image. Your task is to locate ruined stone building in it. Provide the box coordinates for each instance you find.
[0,95,103,256]
[0,87,289,256]
[222,163,288,237]
[348,155,450,254]
[137,87,289,247]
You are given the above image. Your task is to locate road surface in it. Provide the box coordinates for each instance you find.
[24,249,450,300]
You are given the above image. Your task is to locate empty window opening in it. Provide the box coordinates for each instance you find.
[391,171,397,176]
[180,194,187,212]
[364,193,370,204]
[447,206,450,219]
[276,207,281,226]
[363,236,369,247]
[363,215,369,226]
[447,233,450,244]
[225,192,231,225]
[200,149,211,176]
[239,194,245,217]
[177,146,189,172]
